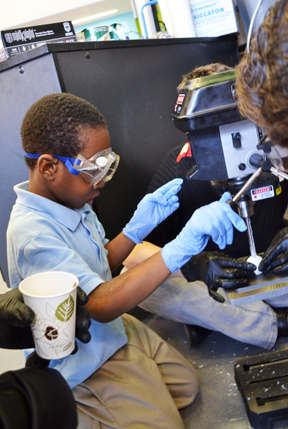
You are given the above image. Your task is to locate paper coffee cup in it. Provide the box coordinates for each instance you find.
[19,271,78,360]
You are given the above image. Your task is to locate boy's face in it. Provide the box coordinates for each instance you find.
[50,127,112,209]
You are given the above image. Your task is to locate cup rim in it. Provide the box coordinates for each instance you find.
[19,271,78,299]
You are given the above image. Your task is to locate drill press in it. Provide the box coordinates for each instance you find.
[171,69,288,305]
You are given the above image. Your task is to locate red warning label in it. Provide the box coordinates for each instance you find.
[174,94,186,114]
[176,94,185,105]
[251,186,274,200]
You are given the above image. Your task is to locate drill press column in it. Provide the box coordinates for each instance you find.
[237,195,257,258]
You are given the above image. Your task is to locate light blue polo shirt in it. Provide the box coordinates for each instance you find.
[7,181,127,388]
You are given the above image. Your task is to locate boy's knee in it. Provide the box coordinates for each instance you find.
[175,363,199,410]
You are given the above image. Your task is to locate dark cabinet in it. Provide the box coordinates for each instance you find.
[0,37,239,285]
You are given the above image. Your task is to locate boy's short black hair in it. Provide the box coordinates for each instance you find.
[21,93,107,169]
[178,63,232,90]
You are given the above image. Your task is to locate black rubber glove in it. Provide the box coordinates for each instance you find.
[75,286,92,345]
[259,227,288,274]
[181,251,256,303]
[0,288,35,350]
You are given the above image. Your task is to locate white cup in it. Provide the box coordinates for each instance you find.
[19,271,78,360]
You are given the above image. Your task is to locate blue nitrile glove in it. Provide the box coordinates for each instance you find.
[123,178,183,243]
[161,192,247,273]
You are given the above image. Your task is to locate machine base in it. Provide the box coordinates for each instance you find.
[226,272,288,306]
[235,350,288,429]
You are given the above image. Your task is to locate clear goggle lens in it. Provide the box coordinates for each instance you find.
[73,148,120,187]
[267,145,288,173]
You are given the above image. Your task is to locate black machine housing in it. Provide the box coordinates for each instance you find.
[171,70,265,183]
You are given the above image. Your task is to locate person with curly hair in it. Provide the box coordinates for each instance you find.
[236,0,288,148]
[235,0,288,324]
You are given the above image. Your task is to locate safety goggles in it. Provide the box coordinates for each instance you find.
[25,148,120,187]
[267,144,288,174]
[256,137,288,181]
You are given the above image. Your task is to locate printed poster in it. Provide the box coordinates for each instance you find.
[190,0,239,37]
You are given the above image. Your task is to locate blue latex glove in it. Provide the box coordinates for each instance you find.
[161,192,247,273]
[123,178,183,243]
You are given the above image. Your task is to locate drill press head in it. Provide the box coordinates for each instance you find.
[171,69,283,209]
[171,69,265,182]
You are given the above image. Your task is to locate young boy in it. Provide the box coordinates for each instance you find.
[7,93,246,428]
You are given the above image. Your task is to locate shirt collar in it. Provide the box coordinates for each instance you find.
[14,181,91,231]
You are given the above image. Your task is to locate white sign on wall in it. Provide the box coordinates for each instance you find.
[190,0,239,37]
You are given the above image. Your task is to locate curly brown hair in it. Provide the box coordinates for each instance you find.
[236,0,288,147]
[21,93,107,169]
[178,63,233,90]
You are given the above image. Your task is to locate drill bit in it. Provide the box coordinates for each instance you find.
[245,217,257,258]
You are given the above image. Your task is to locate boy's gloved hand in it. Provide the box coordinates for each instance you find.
[181,251,256,303]
[161,192,247,274]
[259,227,288,274]
[123,178,183,243]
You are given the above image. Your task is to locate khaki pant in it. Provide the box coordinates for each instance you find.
[73,313,199,429]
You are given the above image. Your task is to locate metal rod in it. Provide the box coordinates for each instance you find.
[270,166,288,181]
[232,167,263,203]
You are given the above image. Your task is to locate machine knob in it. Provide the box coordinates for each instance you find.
[238,163,246,171]
[248,153,263,168]
[232,132,242,148]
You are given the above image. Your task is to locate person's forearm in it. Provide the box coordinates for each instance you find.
[85,251,171,323]
[123,241,160,268]
[123,241,185,279]
[105,232,136,272]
